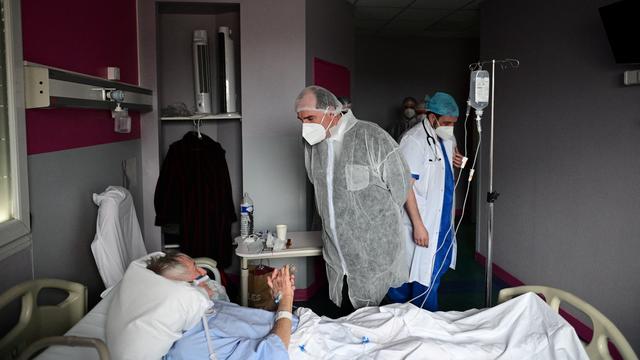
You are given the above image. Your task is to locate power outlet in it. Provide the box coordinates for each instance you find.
[623,70,640,85]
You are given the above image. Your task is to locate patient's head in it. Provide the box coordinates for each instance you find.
[146,253,206,282]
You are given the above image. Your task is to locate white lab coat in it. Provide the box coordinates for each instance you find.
[398,121,457,286]
[91,186,147,288]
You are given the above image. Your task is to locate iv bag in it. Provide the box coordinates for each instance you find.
[469,70,490,110]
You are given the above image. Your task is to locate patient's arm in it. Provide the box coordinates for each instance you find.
[267,265,295,347]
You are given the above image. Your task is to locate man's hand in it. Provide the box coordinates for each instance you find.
[453,147,464,168]
[413,223,429,247]
[267,265,296,305]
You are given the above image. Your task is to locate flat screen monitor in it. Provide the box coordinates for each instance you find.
[599,0,640,64]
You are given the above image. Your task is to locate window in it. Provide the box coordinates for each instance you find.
[0,0,11,222]
[0,0,30,250]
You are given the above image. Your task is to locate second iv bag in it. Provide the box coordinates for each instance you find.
[469,70,490,110]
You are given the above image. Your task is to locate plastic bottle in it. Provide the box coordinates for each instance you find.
[240,193,254,237]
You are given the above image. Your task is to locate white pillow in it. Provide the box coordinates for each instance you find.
[106,252,211,360]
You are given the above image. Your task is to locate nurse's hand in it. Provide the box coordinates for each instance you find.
[453,147,464,168]
[413,224,429,247]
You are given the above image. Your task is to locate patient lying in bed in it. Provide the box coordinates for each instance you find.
[107,252,587,360]
[146,253,297,360]
[147,253,587,360]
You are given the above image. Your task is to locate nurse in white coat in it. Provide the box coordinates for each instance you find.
[387,92,463,311]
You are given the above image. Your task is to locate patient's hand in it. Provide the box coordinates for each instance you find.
[267,265,295,304]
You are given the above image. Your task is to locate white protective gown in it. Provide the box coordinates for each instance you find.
[305,110,411,308]
[91,186,147,288]
[398,121,457,286]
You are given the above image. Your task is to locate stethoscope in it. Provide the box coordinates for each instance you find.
[422,119,442,162]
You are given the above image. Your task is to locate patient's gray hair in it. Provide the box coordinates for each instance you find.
[146,253,189,279]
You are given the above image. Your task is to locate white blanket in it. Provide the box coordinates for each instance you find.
[289,292,588,359]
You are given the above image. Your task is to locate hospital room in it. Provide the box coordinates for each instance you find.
[0,0,638,358]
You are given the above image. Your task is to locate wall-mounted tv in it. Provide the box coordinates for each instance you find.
[599,0,640,64]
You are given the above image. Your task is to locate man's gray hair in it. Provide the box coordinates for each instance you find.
[294,85,342,113]
[146,253,189,279]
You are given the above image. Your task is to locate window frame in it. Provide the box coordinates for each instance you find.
[0,0,30,251]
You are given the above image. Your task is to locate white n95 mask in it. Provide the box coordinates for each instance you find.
[404,108,416,119]
[435,126,455,140]
[302,107,333,145]
[302,123,327,145]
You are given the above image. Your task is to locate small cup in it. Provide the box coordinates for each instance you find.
[276,224,287,241]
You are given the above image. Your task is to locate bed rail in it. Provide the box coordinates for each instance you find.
[498,286,638,360]
[17,336,109,360]
[0,279,86,360]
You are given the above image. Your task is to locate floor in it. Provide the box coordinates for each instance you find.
[294,222,509,318]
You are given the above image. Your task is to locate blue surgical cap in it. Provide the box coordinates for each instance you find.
[427,92,459,117]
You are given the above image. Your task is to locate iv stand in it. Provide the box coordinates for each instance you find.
[469,58,519,307]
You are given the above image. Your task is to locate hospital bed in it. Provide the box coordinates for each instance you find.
[1,281,637,360]
[0,258,220,360]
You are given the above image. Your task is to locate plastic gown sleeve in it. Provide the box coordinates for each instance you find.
[379,139,411,207]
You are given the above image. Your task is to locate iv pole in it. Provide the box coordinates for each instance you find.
[469,58,519,307]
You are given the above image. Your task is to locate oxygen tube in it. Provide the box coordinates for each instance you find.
[202,308,217,360]
[192,274,218,360]
[408,69,490,309]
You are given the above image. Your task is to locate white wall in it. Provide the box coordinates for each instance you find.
[478,0,640,351]
[240,0,307,233]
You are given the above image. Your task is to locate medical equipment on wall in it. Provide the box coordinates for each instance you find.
[240,192,254,237]
[108,90,132,133]
[24,62,153,112]
[218,27,238,114]
[193,30,212,114]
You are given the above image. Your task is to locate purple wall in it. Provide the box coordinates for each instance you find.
[21,0,140,154]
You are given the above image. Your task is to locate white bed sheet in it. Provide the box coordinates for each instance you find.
[34,293,112,360]
[32,291,589,360]
[288,292,589,359]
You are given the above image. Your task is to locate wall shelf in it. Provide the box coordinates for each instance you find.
[160,113,241,121]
